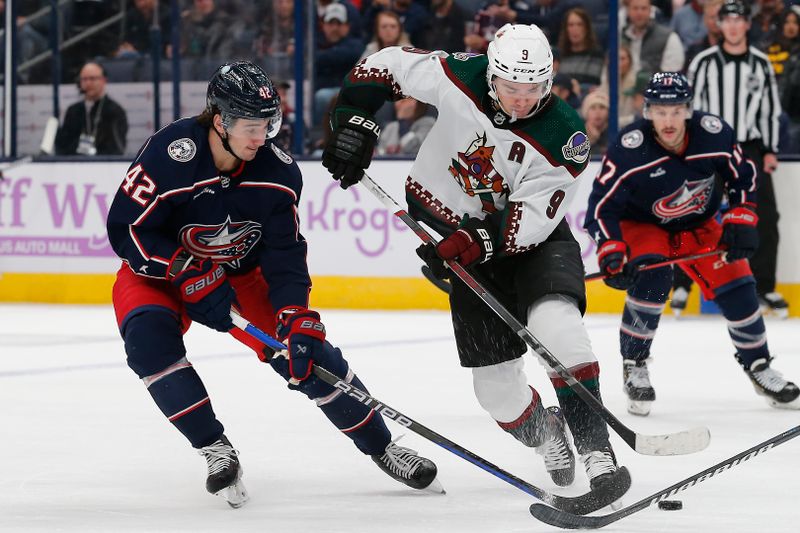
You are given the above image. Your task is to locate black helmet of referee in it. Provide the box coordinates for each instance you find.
[718,0,751,21]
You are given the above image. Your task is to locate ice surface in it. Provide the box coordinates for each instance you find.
[1,304,797,532]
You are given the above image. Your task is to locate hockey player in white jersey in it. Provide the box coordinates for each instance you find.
[321,24,630,499]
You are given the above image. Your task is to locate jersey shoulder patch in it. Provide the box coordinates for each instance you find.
[621,129,644,149]
[270,143,293,164]
[699,114,723,134]
[167,138,197,162]
[561,131,591,164]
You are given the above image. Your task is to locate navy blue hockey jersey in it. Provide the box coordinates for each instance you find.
[107,117,311,312]
[584,112,757,245]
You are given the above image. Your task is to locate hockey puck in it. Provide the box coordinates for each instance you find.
[658,500,683,511]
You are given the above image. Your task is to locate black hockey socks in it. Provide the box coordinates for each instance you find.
[144,357,224,448]
[316,372,392,456]
[550,362,610,455]
[715,284,770,367]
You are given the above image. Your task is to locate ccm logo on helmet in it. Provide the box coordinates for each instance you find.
[347,115,381,135]
[512,68,537,73]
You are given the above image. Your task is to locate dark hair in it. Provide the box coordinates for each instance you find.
[374,11,404,49]
[557,8,599,56]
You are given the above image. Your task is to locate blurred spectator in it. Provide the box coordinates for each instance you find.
[360,10,411,61]
[272,80,295,153]
[557,7,604,88]
[622,0,685,73]
[686,0,723,67]
[551,72,581,109]
[0,0,49,83]
[750,0,784,51]
[255,0,295,57]
[464,0,531,53]
[624,69,650,123]
[417,0,467,52]
[580,90,609,153]
[315,3,365,124]
[319,0,362,39]
[362,0,429,44]
[778,6,800,151]
[55,62,128,156]
[377,98,435,155]
[599,45,639,126]
[481,0,579,42]
[177,0,244,59]
[766,6,800,77]
[671,0,707,52]
[117,0,171,58]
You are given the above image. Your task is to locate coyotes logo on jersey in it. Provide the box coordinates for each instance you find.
[448,132,509,214]
[651,175,715,222]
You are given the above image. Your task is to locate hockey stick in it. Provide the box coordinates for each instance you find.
[359,173,710,456]
[530,424,800,528]
[230,311,631,515]
[0,155,34,181]
[584,250,723,282]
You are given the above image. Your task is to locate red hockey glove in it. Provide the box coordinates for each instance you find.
[168,249,236,332]
[275,307,326,382]
[719,205,759,261]
[416,215,496,280]
[597,240,638,290]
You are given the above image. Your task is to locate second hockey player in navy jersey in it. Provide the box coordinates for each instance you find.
[106,61,440,507]
[585,72,800,415]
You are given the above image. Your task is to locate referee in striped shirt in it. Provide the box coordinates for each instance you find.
[687,0,788,315]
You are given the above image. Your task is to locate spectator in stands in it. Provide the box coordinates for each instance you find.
[178,0,243,59]
[318,0,362,39]
[599,45,638,127]
[778,6,800,152]
[480,0,578,42]
[417,0,468,52]
[54,62,128,156]
[622,0,685,73]
[360,10,411,61]
[362,0,429,45]
[557,7,605,89]
[671,0,708,52]
[686,0,723,67]
[116,0,171,58]
[580,90,609,153]
[0,0,49,83]
[766,5,800,78]
[255,0,296,57]
[272,80,295,153]
[750,0,784,51]
[377,98,435,155]
[315,3,365,125]
[551,72,581,109]
[464,0,531,54]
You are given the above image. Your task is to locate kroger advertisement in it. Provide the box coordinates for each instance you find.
[0,160,798,284]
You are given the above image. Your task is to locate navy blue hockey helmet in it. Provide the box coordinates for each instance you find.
[643,72,693,106]
[207,61,282,138]
[718,0,751,21]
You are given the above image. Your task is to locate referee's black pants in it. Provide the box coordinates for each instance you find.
[741,140,780,296]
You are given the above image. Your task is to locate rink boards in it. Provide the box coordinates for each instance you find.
[0,159,798,315]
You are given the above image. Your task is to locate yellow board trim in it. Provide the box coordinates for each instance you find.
[1,272,798,316]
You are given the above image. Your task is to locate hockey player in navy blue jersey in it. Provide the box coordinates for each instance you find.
[106,61,440,507]
[585,72,800,416]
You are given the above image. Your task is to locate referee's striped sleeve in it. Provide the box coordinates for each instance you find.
[760,57,781,153]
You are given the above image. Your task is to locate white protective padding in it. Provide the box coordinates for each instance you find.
[472,358,534,423]
[526,294,597,376]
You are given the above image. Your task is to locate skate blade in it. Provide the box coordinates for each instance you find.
[216,479,249,508]
[767,397,800,410]
[627,399,652,416]
[423,477,446,495]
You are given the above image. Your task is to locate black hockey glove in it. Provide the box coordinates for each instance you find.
[168,249,236,332]
[416,215,496,280]
[597,240,638,291]
[322,108,380,189]
[719,205,759,261]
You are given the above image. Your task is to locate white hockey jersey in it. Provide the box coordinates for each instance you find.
[340,46,592,255]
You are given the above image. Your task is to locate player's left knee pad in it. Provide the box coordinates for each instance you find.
[121,310,187,379]
[472,358,534,423]
[526,294,595,370]
[268,340,349,399]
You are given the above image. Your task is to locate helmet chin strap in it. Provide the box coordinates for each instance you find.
[213,125,243,163]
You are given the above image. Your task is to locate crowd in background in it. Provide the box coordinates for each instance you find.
[4,0,800,154]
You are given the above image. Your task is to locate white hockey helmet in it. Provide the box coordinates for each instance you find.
[486,23,554,111]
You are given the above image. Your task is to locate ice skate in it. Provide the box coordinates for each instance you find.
[669,286,689,317]
[533,406,576,487]
[581,447,630,507]
[199,435,249,508]
[623,359,655,416]
[372,439,444,493]
[758,292,789,319]
[739,356,800,410]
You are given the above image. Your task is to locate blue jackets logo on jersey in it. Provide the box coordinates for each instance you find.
[562,131,590,163]
[179,216,262,267]
[651,176,715,221]
[448,132,509,214]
